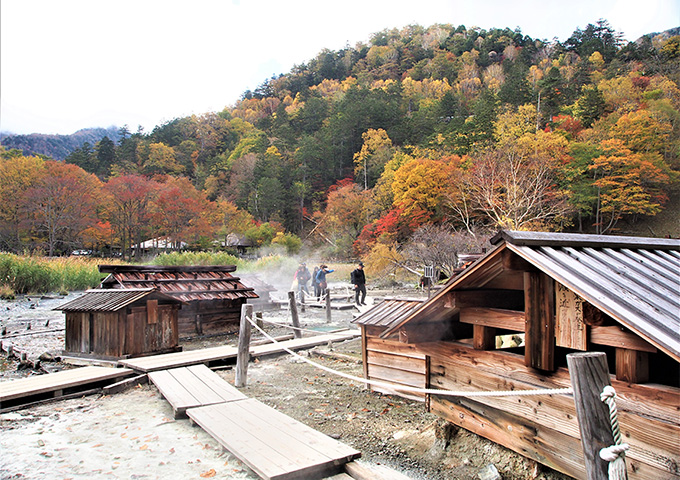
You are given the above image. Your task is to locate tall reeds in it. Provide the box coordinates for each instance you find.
[0,254,106,298]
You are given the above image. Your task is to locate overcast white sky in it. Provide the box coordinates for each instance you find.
[1,0,678,136]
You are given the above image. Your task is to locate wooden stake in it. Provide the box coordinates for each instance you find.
[288,291,302,339]
[300,289,305,313]
[325,291,332,323]
[567,352,616,480]
[235,303,253,388]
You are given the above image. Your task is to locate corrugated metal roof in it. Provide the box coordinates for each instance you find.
[55,288,173,312]
[381,231,680,361]
[353,298,424,328]
[98,265,258,302]
[507,242,680,361]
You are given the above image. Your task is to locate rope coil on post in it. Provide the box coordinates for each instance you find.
[599,385,629,480]
[245,315,573,399]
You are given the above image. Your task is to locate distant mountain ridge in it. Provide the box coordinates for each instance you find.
[0,126,121,160]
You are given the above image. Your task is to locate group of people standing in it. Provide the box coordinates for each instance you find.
[292,261,366,306]
[292,263,334,301]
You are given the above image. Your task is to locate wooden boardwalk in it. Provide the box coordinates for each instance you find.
[148,365,246,418]
[148,363,360,480]
[188,398,360,480]
[0,366,133,410]
[119,330,360,372]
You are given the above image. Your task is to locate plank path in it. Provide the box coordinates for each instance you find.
[0,366,133,409]
[119,330,360,372]
[150,364,360,480]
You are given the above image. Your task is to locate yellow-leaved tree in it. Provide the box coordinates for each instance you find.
[353,128,394,190]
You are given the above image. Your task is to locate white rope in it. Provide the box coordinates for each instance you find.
[257,316,360,337]
[599,386,629,480]
[244,315,573,399]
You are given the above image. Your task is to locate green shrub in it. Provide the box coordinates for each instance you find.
[151,251,244,269]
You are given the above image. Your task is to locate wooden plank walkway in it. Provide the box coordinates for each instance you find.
[119,330,360,372]
[148,365,246,418]
[188,399,360,480]
[0,366,134,409]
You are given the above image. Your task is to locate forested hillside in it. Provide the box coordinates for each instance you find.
[0,127,121,161]
[1,21,679,268]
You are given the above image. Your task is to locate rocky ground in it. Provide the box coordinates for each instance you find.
[0,289,572,480]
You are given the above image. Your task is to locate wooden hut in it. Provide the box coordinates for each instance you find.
[57,288,183,358]
[367,231,679,480]
[352,298,425,401]
[98,265,258,337]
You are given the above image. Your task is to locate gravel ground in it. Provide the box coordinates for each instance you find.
[0,289,571,480]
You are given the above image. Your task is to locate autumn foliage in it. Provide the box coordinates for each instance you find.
[1,21,678,259]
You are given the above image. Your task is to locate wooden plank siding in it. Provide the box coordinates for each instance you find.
[365,337,426,401]
[425,341,680,480]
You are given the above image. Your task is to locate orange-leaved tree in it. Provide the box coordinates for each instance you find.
[589,139,672,234]
[22,161,103,256]
[103,174,160,259]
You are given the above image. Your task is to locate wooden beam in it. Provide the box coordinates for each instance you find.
[524,271,555,371]
[146,299,158,325]
[127,277,243,283]
[459,307,525,331]
[449,289,525,310]
[616,348,649,383]
[590,326,657,353]
[473,325,496,350]
[160,288,255,295]
[502,249,536,271]
[99,265,237,273]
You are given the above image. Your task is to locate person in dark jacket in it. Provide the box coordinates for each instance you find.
[311,265,321,298]
[350,261,366,306]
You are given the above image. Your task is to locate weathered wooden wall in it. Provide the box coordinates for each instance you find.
[178,299,244,337]
[425,341,680,480]
[65,304,179,357]
[363,326,426,402]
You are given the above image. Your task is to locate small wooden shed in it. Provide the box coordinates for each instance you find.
[98,265,258,337]
[352,298,425,401]
[369,231,679,479]
[57,288,183,359]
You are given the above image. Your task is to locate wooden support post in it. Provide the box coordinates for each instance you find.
[300,290,305,313]
[567,352,617,480]
[288,291,302,339]
[616,348,649,383]
[473,325,496,350]
[524,271,555,371]
[235,303,253,388]
[325,291,332,323]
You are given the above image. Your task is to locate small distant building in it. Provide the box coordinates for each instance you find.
[133,237,187,255]
[224,233,254,255]
[56,288,184,359]
[98,265,258,337]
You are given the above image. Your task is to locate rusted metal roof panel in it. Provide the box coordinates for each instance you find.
[55,288,163,312]
[98,265,258,302]
[353,298,424,328]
